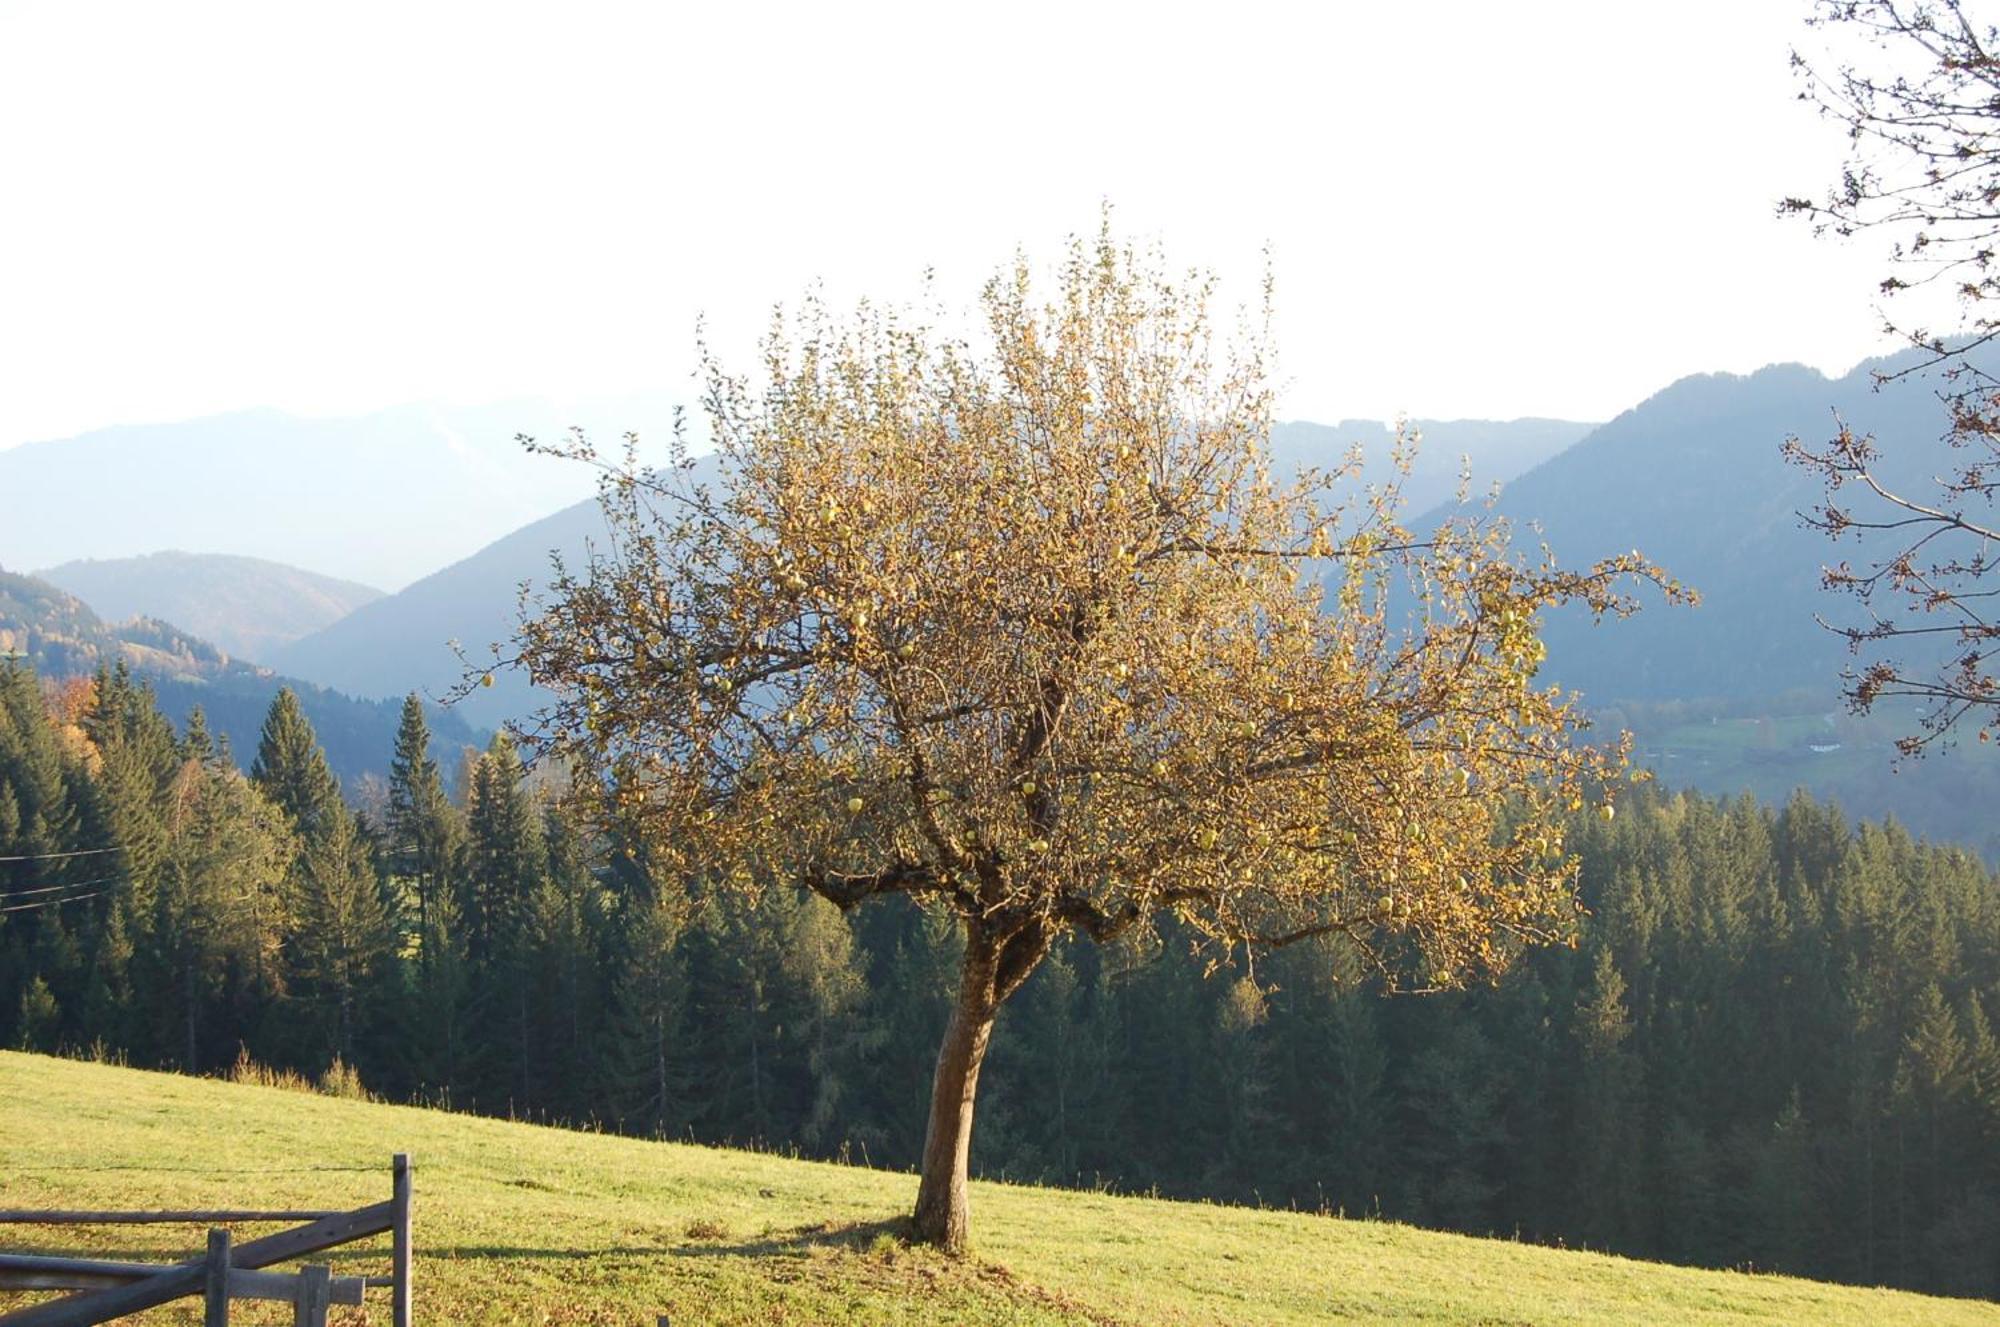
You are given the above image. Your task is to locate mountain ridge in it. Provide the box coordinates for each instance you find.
[0,565,478,785]
[35,550,382,663]
[0,395,676,589]
[274,415,1592,729]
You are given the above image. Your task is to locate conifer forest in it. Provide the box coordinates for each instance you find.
[2,660,1995,1298]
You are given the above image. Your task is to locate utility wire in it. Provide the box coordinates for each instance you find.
[0,884,120,915]
[0,873,126,900]
[0,890,108,915]
[0,846,120,864]
[0,881,97,900]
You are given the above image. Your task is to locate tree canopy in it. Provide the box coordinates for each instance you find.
[512,226,1680,1250]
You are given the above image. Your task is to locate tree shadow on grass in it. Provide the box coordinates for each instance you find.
[428,1215,915,1263]
[4,1217,913,1266]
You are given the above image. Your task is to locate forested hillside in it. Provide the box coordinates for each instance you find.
[2,659,1994,1299]
[36,551,382,662]
[0,568,475,783]
[1418,350,1966,707]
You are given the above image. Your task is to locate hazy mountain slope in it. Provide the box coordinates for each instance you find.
[1271,416,1594,514]
[0,396,673,590]
[36,551,382,662]
[272,497,613,731]
[1414,353,1957,707]
[275,420,1586,731]
[1389,354,2000,855]
[0,567,478,785]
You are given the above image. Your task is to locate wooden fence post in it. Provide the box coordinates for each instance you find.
[202,1229,229,1327]
[391,1152,413,1327]
[293,1265,330,1327]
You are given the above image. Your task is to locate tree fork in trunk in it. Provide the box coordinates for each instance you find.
[911,919,1051,1253]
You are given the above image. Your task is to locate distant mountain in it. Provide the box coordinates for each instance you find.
[0,567,479,786]
[0,395,676,590]
[35,552,382,663]
[1270,416,1593,516]
[1412,352,1955,708]
[1398,353,2000,856]
[271,497,615,731]
[263,380,2000,851]
[273,418,1587,730]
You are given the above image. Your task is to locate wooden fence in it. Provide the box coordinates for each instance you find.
[0,1153,412,1326]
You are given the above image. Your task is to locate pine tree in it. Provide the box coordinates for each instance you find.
[180,706,216,767]
[1746,1088,1822,1277]
[1571,944,1642,1250]
[607,879,691,1137]
[144,757,295,1069]
[460,734,545,1109]
[1653,1114,1720,1267]
[0,662,94,1047]
[14,975,58,1051]
[1401,1012,1505,1231]
[533,801,611,1121]
[290,804,392,1066]
[773,888,866,1148]
[1324,973,1392,1215]
[250,687,341,841]
[386,694,459,962]
[84,664,179,915]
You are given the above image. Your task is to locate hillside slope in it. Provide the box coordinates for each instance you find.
[2,1053,1993,1326]
[35,551,382,663]
[270,495,613,731]
[275,418,1590,731]
[1270,416,1594,515]
[0,568,477,786]
[1414,351,1964,707]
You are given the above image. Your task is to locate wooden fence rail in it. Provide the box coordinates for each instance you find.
[0,1254,365,1305]
[0,1153,412,1327]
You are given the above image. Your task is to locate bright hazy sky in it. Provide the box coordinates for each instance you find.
[0,2,1900,450]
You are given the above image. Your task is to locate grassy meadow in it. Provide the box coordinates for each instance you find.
[2,1051,1996,1325]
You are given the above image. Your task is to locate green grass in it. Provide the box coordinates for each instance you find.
[3,1052,1996,1325]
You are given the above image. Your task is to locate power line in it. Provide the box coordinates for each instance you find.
[0,888,109,915]
[0,881,96,900]
[0,846,119,864]
[0,874,126,901]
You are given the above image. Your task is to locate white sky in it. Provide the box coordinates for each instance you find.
[0,1,1900,450]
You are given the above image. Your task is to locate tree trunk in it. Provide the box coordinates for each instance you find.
[911,919,1051,1253]
[184,957,198,1072]
[911,937,999,1254]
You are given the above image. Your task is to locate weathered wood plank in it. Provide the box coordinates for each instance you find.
[0,1201,393,1327]
[391,1152,412,1327]
[0,1257,362,1305]
[292,1265,330,1327]
[0,1262,203,1326]
[231,1200,395,1268]
[202,1228,228,1327]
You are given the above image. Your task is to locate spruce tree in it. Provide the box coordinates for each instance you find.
[144,758,295,1069]
[387,694,459,959]
[290,804,392,1066]
[607,880,691,1137]
[460,733,545,1108]
[1571,944,1642,1250]
[250,687,341,841]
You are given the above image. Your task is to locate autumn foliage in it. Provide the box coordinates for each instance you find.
[514,228,1681,1249]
